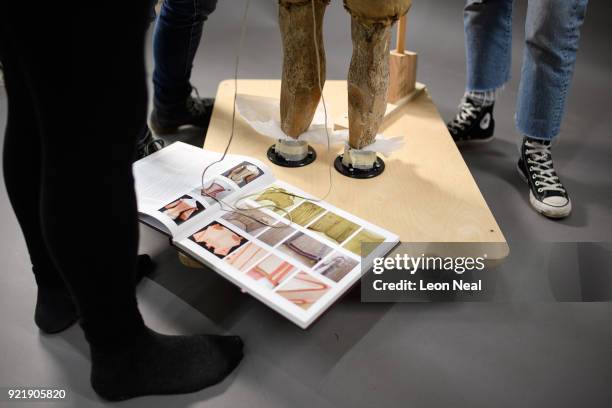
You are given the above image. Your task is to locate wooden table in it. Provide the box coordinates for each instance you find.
[203,80,508,259]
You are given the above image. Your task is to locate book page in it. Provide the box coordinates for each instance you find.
[133,142,275,237]
[174,181,399,329]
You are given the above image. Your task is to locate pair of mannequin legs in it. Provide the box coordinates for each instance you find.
[279,0,412,151]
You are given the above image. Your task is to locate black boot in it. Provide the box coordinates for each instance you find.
[149,87,214,135]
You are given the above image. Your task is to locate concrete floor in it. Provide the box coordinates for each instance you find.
[0,1,611,407]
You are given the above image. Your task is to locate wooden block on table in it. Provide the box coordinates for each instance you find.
[335,82,426,130]
[388,50,418,103]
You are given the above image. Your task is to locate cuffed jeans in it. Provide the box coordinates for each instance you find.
[464,0,588,140]
[151,0,217,114]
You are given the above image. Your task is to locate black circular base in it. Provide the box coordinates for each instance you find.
[267,144,317,168]
[334,154,385,179]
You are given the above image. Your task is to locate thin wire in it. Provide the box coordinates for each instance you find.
[200,0,250,188]
[308,0,334,203]
[198,0,334,230]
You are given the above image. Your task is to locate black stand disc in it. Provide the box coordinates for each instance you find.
[334,154,385,179]
[267,144,317,168]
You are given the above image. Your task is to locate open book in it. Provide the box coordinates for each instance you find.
[134,142,399,328]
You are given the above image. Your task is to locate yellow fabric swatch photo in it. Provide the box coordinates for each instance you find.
[286,202,325,226]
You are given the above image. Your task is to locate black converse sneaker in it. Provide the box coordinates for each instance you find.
[149,87,214,135]
[517,137,572,219]
[447,97,495,145]
[136,128,165,160]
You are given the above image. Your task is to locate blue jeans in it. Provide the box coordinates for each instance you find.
[464,0,588,140]
[151,0,217,114]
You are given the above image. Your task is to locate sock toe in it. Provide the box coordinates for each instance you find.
[91,330,243,401]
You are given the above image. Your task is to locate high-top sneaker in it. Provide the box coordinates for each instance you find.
[517,137,572,219]
[149,87,214,135]
[447,97,495,145]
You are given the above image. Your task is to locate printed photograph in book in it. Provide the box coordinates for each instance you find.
[224,242,268,272]
[278,232,333,267]
[221,206,277,236]
[285,202,326,226]
[159,194,205,225]
[343,229,385,256]
[308,212,360,245]
[276,272,331,310]
[191,178,234,205]
[246,254,297,289]
[190,222,247,258]
[254,186,303,215]
[313,252,358,282]
[258,222,297,247]
[222,161,263,188]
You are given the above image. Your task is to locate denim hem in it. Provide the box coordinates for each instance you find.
[466,83,507,94]
[515,118,557,142]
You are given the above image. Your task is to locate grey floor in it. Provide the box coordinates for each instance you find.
[1,1,611,407]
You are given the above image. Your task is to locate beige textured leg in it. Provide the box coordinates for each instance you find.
[346,17,392,149]
[344,0,412,149]
[279,0,329,138]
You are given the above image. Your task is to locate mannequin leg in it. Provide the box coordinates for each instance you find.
[279,0,329,138]
[344,0,412,149]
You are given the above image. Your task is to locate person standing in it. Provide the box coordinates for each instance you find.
[0,1,242,400]
[138,0,218,158]
[447,0,588,219]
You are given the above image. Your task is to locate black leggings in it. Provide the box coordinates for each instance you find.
[1,3,150,347]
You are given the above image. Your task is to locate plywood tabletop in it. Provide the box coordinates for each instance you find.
[203,80,507,252]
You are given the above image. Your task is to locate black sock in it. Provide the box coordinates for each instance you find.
[90,328,244,401]
[35,286,78,334]
[135,254,155,283]
[34,255,155,334]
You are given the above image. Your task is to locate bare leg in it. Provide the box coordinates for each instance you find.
[344,0,412,149]
[279,0,329,138]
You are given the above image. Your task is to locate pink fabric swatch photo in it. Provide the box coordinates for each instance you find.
[277,272,331,310]
[225,242,268,271]
[247,254,297,289]
[191,223,245,257]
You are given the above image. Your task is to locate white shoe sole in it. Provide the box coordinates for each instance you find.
[455,134,495,147]
[516,163,572,219]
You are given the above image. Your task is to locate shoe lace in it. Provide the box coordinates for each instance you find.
[139,130,165,156]
[449,100,481,132]
[525,140,565,194]
[144,138,165,156]
[186,86,206,116]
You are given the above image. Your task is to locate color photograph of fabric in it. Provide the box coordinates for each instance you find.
[221,207,276,236]
[254,186,303,215]
[190,222,247,258]
[246,254,297,290]
[278,232,333,267]
[224,242,269,272]
[191,178,234,205]
[286,202,325,226]
[276,272,330,311]
[222,161,263,187]
[257,222,296,247]
[314,252,358,282]
[343,229,385,257]
[308,212,360,245]
[159,194,205,225]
